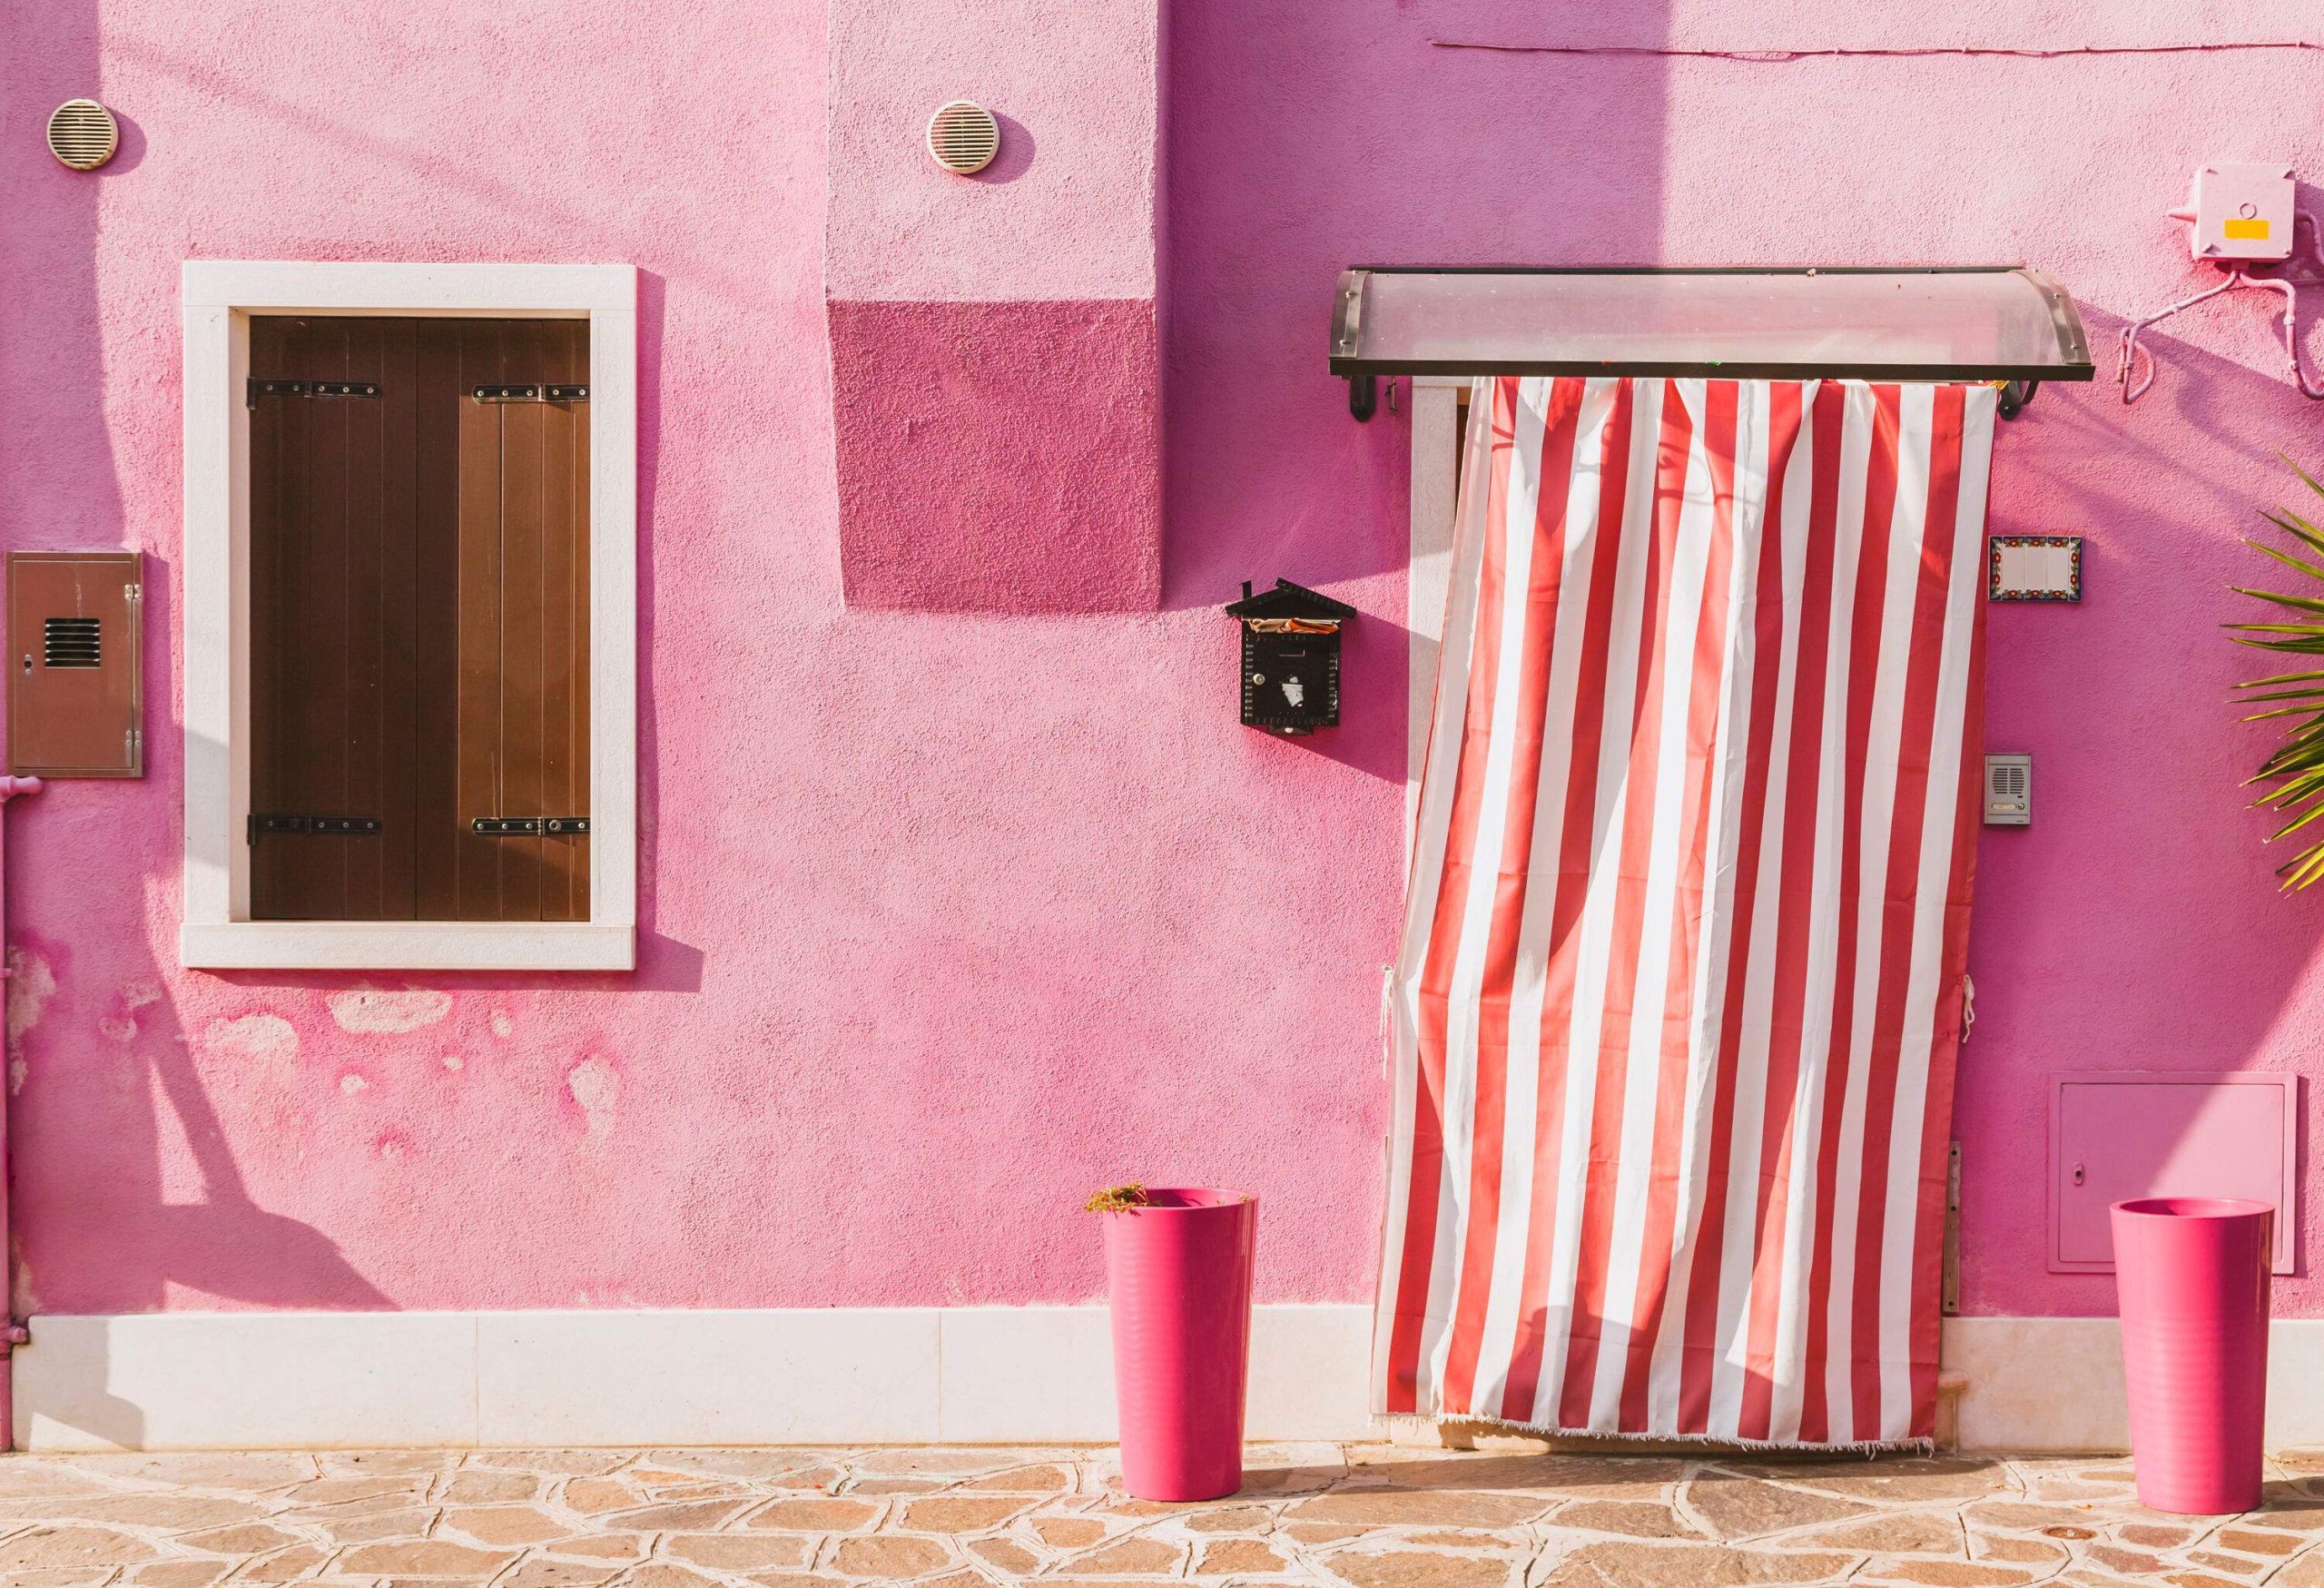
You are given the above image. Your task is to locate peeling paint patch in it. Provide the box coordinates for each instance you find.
[566,1056,617,1142]
[98,981,162,1045]
[6,948,56,1095]
[489,1008,515,1039]
[442,1052,464,1070]
[205,1013,298,1062]
[204,1013,301,1132]
[339,1073,369,1095]
[326,987,453,1034]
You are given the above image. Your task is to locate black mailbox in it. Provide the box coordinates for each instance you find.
[1226,577,1355,735]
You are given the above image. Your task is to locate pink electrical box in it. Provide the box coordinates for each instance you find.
[2169,163,2294,262]
[2050,1071,2298,1275]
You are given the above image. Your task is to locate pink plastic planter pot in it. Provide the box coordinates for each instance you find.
[2110,1197,2273,1514]
[1099,1189,1256,1502]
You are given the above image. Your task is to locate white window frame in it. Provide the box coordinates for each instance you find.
[179,261,636,972]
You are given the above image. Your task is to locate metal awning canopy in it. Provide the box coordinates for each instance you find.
[1330,265,2094,386]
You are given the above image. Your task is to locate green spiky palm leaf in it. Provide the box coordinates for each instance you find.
[2232,457,2324,887]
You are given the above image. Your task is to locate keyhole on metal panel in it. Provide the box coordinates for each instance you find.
[2072,1163,2085,1187]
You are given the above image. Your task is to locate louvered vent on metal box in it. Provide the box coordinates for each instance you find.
[1984,753,2031,825]
[926,101,1000,174]
[44,616,100,668]
[46,100,118,172]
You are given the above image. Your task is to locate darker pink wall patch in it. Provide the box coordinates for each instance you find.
[827,298,1161,612]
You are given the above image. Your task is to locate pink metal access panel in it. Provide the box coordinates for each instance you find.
[2049,1071,2299,1276]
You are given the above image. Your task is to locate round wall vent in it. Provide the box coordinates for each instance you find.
[46,99,118,171]
[926,101,1000,175]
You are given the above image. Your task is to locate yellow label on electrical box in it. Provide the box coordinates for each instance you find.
[2225,217,2273,241]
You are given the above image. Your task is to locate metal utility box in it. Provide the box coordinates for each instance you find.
[2050,1071,2298,1276]
[8,551,142,778]
[1226,577,1355,736]
[2171,163,2295,263]
[1984,753,2031,825]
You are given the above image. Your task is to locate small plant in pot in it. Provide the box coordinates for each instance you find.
[1087,1183,1256,1502]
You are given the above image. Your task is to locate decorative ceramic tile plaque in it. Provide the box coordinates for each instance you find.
[1989,535,2082,602]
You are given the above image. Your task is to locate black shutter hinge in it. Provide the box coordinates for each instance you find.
[471,816,590,836]
[472,383,589,403]
[248,814,382,842]
[246,379,383,406]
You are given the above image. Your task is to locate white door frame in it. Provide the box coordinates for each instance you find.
[1406,376,1467,855]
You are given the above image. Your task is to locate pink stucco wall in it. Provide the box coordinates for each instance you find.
[1,0,2320,1322]
[823,0,1164,611]
[823,0,1158,303]
[829,299,1162,611]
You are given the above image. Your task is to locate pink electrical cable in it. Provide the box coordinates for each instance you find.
[2118,269,2250,403]
[2119,211,2324,403]
[2267,212,2324,399]
[2247,273,2324,400]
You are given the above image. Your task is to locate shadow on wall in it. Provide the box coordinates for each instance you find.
[10,747,393,1455]
[1,16,400,1307]
[0,31,682,1451]
[978,113,1037,185]
[105,36,764,312]
[0,5,375,1451]
[1168,0,2324,1314]
[1160,0,1678,795]
[1962,310,2324,1308]
[8,939,394,1449]
[1163,0,1680,612]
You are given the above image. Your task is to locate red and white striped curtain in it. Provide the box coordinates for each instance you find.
[1375,377,1993,1449]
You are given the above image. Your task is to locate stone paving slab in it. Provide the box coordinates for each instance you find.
[0,1443,2318,1586]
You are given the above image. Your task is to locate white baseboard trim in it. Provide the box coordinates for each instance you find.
[1943,1316,2324,1452]
[12,1305,1378,1452]
[21,1308,2321,1454]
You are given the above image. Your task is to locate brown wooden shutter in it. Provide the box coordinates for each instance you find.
[250,317,589,922]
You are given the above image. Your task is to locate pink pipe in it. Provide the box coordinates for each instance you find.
[0,774,44,1453]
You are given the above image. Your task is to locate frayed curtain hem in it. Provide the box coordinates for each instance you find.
[1396,1408,1934,1458]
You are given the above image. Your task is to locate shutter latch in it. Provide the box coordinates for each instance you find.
[471,816,590,836]
[471,384,589,403]
[248,814,382,842]
[246,379,383,405]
